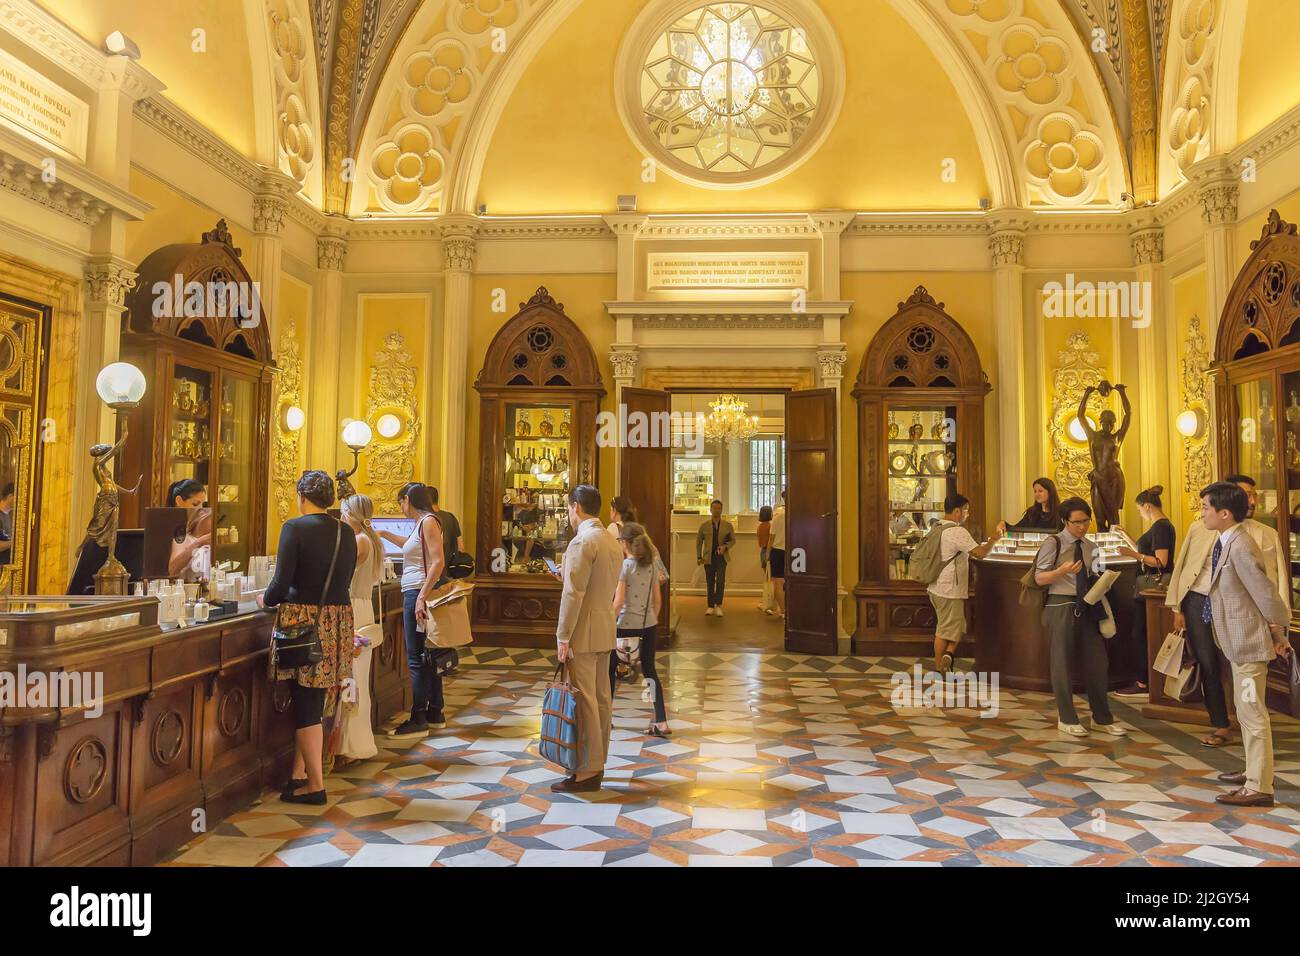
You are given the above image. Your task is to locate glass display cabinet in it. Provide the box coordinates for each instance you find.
[118,221,273,572]
[1211,209,1300,714]
[852,286,990,655]
[672,454,716,513]
[473,288,604,647]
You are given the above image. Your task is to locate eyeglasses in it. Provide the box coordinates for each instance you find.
[1066,517,1089,527]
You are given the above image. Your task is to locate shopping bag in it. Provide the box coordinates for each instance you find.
[760,569,775,612]
[1152,629,1186,678]
[1163,638,1202,702]
[424,580,474,649]
[1288,651,1300,716]
[690,562,705,589]
[1097,595,1116,638]
[539,663,580,773]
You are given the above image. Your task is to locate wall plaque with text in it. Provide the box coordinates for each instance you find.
[0,49,89,161]
[646,252,809,293]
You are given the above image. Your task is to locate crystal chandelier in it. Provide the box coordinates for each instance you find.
[704,394,760,442]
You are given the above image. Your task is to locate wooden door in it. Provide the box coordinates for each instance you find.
[785,388,838,654]
[618,387,672,644]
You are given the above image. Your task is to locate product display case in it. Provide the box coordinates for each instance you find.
[852,287,990,655]
[473,288,604,646]
[1210,209,1300,714]
[984,528,1129,563]
[118,222,273,573]
[672,455,716,513]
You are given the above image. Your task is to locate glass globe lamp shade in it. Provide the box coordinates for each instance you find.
[376,413,402,439]
[1067,416,1096,443]
[95,362,146,408]
[342,419,373,451]
[283,405,305,432]
[1176,409,1203,438]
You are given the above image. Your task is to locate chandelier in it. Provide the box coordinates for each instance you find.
[704,394,760,442]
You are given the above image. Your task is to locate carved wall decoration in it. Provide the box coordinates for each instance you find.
[1179,314,1212,516]
[272,321,305,525]
[1159,0,1228,192]
[355,0,549,213]
[1048,330,1107,499]
[150,711,186,766]
[218,687,249,738]
[267,0,322,203]
[921,0,1126,206]
[364,330,420,514]
[1214,210,1300,362]
[64,736,108,804]
[0,293,45,595]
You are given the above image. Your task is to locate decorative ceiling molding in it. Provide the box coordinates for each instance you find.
[266,0,324,205]
[606,299,851,331]
[0,125,150,226]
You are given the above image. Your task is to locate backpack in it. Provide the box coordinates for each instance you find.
[908,522,959,585]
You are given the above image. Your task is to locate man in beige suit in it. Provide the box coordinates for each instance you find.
[1165,513,1232,745]
[1227,474,1290,608]
[551,484,623,793]
[1199,482,1293,807]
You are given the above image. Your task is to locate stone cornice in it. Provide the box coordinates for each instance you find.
[605,299,852,330]
[135,95,265,191]
[0,126,151,226]
[1233,102,1300,171]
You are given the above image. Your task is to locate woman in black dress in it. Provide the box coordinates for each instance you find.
[258,470,358,804]
[997,477,1063,533]
[1115,485,1176,697]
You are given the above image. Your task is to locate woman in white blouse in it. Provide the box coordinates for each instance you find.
[335,494,384,766]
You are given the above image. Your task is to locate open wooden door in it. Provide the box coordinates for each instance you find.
[785,388,838,654]
[618,387,672,646]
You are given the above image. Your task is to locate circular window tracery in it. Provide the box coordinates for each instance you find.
[526,326,555,353]
[618,0,841,189]
[906,325,936,354]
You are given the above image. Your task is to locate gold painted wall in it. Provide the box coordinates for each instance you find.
[1237,0,1300,144]
[268,273,311,550]
[1171,266,1208,536]
[477,0,990,214]
[126,168,256,262]
[38,0,261,158]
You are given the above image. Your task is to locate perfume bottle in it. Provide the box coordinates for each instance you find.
[908,412,924,441]
[888,411,899,440]
[1287,390,1300,425]
[539,410,555,436]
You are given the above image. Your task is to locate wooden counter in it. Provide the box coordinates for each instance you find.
[972,557,1138,691]
[0,583,406,866]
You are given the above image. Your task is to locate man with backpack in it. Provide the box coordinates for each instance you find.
[911,493,1001,673]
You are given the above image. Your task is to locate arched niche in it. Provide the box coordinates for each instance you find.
[124,220,272,363]
[851,285,991,656]
[471,287,605,648]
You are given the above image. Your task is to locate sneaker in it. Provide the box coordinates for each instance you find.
[1114,683,1148,698]
[389,717,429,738]
[714,608,724,618]
[764,608,775,616]
[1057,720,1088,736]
[704,607,715,617]
[1094,722,1129,736]
[427,711,447,730]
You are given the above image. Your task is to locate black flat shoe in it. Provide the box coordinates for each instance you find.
[281,777,307,797]
[281,789,327,805]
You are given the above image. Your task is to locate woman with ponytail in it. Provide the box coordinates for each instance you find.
[336,494,385,764]
[610,522,670,738]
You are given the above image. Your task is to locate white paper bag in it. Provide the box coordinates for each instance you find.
[1153,629,1186,678]
[1163,663,1197,700]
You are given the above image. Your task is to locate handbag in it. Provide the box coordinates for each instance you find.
[1017,536,1060,608]
[539,662,581,773]
[446,550,475,579]
[271,520,343,670]
[355,565,385,648]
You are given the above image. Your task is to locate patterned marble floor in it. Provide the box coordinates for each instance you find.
[163,648,1300,867]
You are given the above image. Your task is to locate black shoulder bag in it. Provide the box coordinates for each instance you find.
[272,520,343,670]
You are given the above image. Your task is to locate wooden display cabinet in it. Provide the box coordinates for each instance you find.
[117,221,274,572]
[472,288,604,647]
[1209,209,1300,715]
[852,286,990,655]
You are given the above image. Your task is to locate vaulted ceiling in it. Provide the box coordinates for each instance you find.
[37,0,1300,216]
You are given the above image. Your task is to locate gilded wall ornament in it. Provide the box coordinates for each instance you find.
[1179,314,1213,516]
[365,331,420,514]
[1048,330,1106,500]
[272,321,304,525]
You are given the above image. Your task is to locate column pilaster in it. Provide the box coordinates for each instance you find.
[250,171,298,344]
[438,216,478,518]
[309,224,348,470]
[1130,222,1169,505]
[1191,158,1240,344]
[988,218,1028,523]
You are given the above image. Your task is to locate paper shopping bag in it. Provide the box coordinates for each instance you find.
[1153,629,1186,678]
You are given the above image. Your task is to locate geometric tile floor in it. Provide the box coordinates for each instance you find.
[162,649,1300,867]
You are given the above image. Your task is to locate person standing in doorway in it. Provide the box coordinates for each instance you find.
[696,499,735,617]
[552,484,623,793]
[1197,481,1293,807]
[757,505,774,615]
[1225,474,1289,610]
[1034,497,1128,738]
[927,494,1001,673]
[769,490,787,620]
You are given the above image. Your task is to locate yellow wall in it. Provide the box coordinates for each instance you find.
[1170,266,1208,535]
[477,0,990,214]
[1237,0,1300,144]
[268,273,312,550]
[126,168,255,262]
[38,0,261,158]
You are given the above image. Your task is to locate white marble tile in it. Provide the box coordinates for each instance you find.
[1087,782,1171,802]
[625,806,689,828]
[542,802,621,826]
[518,849,606,867]
[695,830,767,854]
[435,765,509,784]
[688,854,772,867]
[395,799,481,822]
[274,841,350,866]
[382,822,454,843]
[692,808,768,831]
[822,774,896,794]
[839,812,921,836]
[1184,845,1264,867]
[855,835,923,859]
[988,817,1077,841]
[344,844,442,867]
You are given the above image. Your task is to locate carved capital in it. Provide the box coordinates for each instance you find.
[442,235,477,272]
[253,194,289,235]
[1198,181,1239,226]
[83,256,138,309]
[1130,227,1164,266]
[817,344,849,385]
[317,235,347,271]
[988,230,1025,267]
[609,344,639,381]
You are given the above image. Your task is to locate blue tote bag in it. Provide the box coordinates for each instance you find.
[540,663,580,773]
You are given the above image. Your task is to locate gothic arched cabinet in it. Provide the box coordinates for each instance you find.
[1211,209,1300,714]
[852,286,990,655]
[118,221,274,571]
[472,288,604,647]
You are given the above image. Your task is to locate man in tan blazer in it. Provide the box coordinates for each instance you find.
[1200,482,1294,807]
[1165,514,1232,744]
[552,484,623,793]
[1227,473,1290,608]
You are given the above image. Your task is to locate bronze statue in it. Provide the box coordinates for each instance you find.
[84,426,141,593]
[1077,380,1131,532]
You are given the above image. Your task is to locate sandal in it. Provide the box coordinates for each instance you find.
[646,724,671,738]
[1200,730,1232,747]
